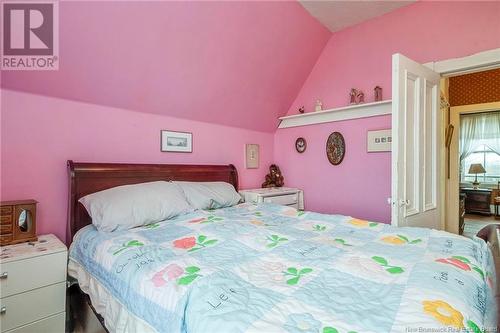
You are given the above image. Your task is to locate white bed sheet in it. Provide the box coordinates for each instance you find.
[68,257,156,333]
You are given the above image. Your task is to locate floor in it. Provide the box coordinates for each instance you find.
[67,285,107,333]
[463,213,499,238]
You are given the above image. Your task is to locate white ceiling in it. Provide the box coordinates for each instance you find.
[299,0,415,32]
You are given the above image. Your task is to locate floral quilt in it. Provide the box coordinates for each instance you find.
[69,203,496,333]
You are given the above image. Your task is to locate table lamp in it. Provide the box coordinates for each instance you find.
[469,163,486,189]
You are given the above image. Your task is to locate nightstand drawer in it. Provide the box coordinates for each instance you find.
[0,251,67,298]
[3,312,65,333]
[0,282,66,332]
[263,193,298,206]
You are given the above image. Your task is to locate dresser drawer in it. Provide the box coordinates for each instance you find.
[0,234,13,246]
[0,251,67,298]
[0,282,66,332]
[0,225,12,234]
[0,206,12,216]
[3,312,65,333]
[0,215,12,225]
[263,193,298,206]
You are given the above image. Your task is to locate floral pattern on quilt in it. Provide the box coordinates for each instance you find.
[69,203,497,333]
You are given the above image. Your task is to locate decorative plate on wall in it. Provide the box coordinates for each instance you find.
[295,137,307,153]
[326,132,345,165]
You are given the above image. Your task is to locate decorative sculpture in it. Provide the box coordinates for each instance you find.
[315,99,323,112]
[349,88,365,104]
[374,86,383,102]
[262,164,284,188]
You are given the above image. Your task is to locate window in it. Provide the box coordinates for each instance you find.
[459,110,500,185]
[461,144,500,183]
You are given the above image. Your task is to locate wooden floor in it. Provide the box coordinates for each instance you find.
[463,213,499,238]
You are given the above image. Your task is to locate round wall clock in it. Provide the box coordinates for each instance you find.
[295,137,307,153]
[326,132,345,165]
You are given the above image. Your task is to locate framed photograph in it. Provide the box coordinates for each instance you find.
[245,144,260,169]
[367,129,391,152]
[161,130,192,153]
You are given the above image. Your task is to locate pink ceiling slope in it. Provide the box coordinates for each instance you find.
[0,1,330,132]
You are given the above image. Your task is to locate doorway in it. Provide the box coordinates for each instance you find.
[444,68,500,237]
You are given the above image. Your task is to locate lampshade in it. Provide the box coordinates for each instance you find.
[468,163,486,174]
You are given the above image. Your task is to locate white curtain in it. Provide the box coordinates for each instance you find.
[459,115,479,162]
[482,111,500,155]
[460,111,500,163]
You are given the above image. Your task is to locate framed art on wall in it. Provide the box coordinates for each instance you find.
[245,144,260,169]
[367,129,391,152]
[161,130,192,153]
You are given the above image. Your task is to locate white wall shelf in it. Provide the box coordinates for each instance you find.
[277,100,392,129]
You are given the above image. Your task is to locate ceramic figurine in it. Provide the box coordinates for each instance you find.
[374,86,383,102]
[315,99,323,112]
[350,88,364,104]
[350,89,358,104]
[357,90,365,104]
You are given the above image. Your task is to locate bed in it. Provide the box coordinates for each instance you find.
[67,161,498,333]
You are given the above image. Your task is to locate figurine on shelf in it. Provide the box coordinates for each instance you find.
[374,86,383,102]
[262,164,284,188]
[315,99,323,112]
[298,106,305,114]
[357,90,365,104]
[349,88,365,104]
[349,89,357,104]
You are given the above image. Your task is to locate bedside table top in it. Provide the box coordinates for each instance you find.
[240,187,300,195]
[0,234,66,263]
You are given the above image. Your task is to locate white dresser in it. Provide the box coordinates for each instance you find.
[239,187,304,210]
[0,235,67,333]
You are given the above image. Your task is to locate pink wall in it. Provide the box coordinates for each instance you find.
[0,89,274,242]
[2,1,500,242]
[0,1,330,132]
[275,1,500,223]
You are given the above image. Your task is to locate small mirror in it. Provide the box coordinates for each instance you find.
[18,209,31,232]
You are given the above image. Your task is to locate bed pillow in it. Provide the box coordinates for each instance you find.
[79,181,192,232]
[173,181,242,210]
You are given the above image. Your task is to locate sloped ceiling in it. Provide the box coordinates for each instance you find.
[299,0,415,32]
[0,1,330,132]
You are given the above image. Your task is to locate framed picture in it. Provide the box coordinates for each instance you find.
[161,130,192,153]
[245,144,260,169]
[367,129,391,152]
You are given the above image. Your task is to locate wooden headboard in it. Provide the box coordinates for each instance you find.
[67,160,238,243]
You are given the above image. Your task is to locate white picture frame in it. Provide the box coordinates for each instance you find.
[367,129,392,152]
[245,144,260,169]
[161,130,192,153]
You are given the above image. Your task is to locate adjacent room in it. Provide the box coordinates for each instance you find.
[1,1,499,333]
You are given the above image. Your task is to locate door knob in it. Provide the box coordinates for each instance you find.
[399,199,410,207]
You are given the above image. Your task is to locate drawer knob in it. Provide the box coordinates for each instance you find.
[0,272,7,279]
[0,306,5,314]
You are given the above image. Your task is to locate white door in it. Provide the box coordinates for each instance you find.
[392,53,442,229]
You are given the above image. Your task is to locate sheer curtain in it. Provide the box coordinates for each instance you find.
[482,111,500,155]
[459,115,479,162]
[460,111,500,163]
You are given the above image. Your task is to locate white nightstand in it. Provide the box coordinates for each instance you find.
[0,234,67,333]
[239,187,304,210]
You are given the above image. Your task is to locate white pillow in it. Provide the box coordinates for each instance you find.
[79,181,192,232]
[173,181,242,210]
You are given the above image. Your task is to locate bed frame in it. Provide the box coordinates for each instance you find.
[66,160,238,331]
[67,160,238,243]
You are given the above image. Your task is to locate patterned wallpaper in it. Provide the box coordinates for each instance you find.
[449,68,500,106]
